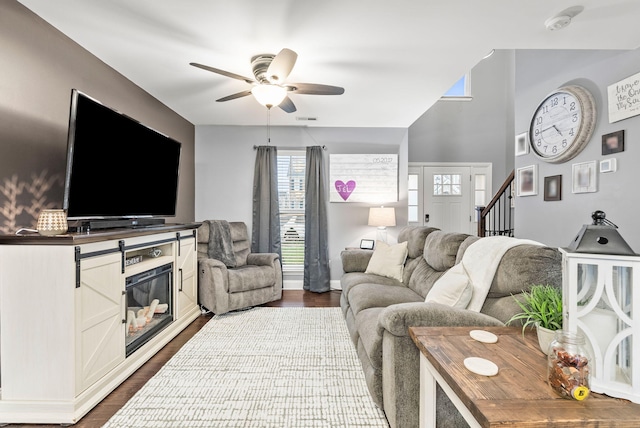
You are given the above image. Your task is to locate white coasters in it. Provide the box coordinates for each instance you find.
[464,357,499,376]
[470,329,498,344]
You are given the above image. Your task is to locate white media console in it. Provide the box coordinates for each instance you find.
[0,223,200,424]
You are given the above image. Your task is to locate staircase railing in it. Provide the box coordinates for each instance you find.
[476,170,514,237]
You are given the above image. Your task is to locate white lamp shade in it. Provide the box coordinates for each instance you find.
[251,84,287,108]
[368,207,396,228]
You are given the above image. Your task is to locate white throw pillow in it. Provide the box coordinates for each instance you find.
[365,241,408,282]
[425,263,473,308]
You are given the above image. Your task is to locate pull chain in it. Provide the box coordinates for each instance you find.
[267,107,271,145]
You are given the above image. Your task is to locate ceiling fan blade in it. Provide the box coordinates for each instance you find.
[287,83,344,95]
[266,48,298,84]
[278,96,297,113]
[190,62,255,84]
[216,90,253,102]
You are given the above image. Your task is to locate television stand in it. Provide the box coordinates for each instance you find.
[70,217,166,231]
[0,224,200,424]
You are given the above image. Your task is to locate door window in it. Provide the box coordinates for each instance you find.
[433,174,462,196]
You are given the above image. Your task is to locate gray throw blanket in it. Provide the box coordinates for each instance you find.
[205,220,237,268]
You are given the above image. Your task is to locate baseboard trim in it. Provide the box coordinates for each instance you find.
[283,280,302,290]
[283,279,342,291]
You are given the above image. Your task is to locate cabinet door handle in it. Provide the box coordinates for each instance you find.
[121,290,127,323]
[179,268,183,292]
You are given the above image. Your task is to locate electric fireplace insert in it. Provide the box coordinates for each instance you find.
[125,263,173,356]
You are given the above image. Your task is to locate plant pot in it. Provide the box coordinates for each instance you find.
[536,324,556,355]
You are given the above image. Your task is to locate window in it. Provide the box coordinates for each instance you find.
[441,74,471,99]
[408,173,419,223]
[277,152,305,268]
[433,174,462,196]
[474,174,487,207]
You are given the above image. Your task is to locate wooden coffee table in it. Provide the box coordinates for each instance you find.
[409,326,640,428]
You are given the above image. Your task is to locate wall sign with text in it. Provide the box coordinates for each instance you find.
[329,154,398,203]
[608,71,640,123]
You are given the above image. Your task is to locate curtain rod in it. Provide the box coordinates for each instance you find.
[253,145,326,150]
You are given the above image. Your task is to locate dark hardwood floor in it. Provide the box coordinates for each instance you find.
[5,290,341,428]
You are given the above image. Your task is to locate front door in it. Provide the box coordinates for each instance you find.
[423,166,472,233]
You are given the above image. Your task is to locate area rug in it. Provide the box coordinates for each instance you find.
[103,307,389,427]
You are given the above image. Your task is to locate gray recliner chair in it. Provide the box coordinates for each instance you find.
[197,220,282,314]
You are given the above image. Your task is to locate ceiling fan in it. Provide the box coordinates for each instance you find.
[190,48,344,113]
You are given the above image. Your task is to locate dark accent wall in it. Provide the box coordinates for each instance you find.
[0,1,195,234]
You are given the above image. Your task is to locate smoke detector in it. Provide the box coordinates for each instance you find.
[544,6,584,31]
[545,15,572,31]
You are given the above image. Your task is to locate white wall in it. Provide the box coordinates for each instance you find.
[408,49,515,193]
[514,49,640,251]
[195,125,408,281]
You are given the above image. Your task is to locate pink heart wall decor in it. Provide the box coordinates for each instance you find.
[335,180,356,201]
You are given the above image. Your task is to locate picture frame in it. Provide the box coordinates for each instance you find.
[516,164,537,197]
[360,239,375,250]
[543,175,562,201]
[602,130,624,155]
[515,132,529,156]
[600,158,617,173]
[607,71,640,123]
[572,161,597,193]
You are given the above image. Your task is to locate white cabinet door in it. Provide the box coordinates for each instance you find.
[176,234,197,319]
[75,251,125,394]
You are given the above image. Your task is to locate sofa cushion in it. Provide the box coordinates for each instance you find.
[489,245,562,297]
[227,265,275,293]
[406,257,446,298]
[424,266,473,308]
[423,231,469,271]
[229,222,250,266]
[365,241,408,282]
[341,249,374,273]
[397,226,440,259]
[481,295,526,324]
[341,272,402,295]
[348,282,423,315]
[356,307,385,370]
[456,235,480,264]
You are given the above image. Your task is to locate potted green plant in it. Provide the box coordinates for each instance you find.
[507,284,563,354]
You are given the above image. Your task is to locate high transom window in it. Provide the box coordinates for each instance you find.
[441,74,471,99]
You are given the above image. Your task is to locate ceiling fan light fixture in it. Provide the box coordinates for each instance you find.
[251,84,287,108]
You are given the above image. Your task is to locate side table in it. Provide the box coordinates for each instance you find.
[409,326,640,428]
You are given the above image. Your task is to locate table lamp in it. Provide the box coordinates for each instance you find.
[368,206,396,244]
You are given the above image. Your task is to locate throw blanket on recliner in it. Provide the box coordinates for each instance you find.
[429,236,542,312]
[205,220,237,268]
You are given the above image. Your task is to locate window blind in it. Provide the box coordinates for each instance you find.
[277,154,305,267]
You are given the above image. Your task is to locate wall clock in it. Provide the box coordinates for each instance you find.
[529,85,597,163]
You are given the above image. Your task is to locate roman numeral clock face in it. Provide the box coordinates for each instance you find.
[529,85,596,163]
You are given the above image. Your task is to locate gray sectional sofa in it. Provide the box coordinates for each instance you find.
[340,226,562,428]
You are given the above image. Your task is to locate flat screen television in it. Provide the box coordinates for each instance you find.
[63,89,181,223]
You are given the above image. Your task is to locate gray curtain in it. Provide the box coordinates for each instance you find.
[304,146,330,293]
[251,146,281,257]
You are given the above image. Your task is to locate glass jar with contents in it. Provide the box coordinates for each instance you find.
[547,330,591,400]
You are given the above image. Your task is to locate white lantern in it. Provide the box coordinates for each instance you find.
[561,211,640,403]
